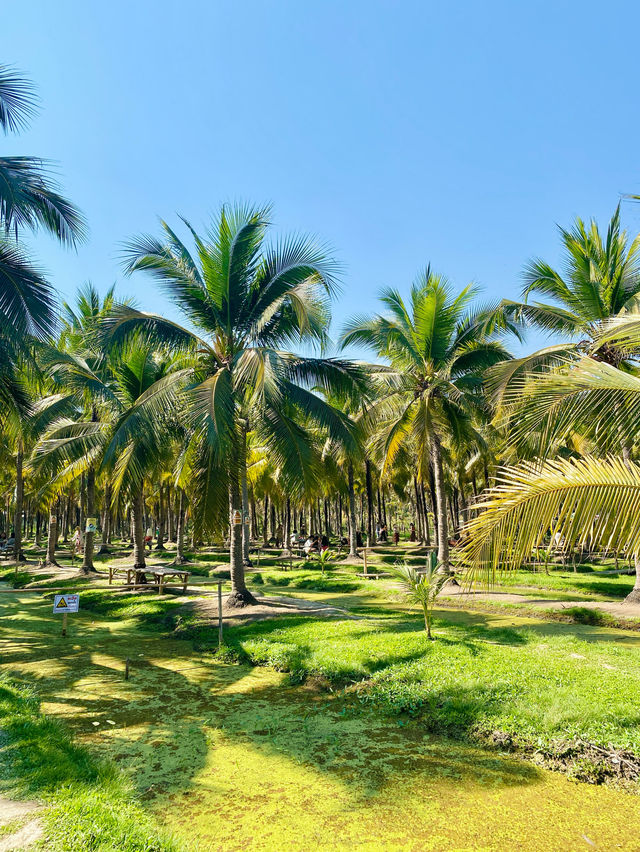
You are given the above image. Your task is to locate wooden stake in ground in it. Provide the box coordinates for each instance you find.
[218,581,223,647]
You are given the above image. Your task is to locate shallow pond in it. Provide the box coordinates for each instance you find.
[2,594,639,850]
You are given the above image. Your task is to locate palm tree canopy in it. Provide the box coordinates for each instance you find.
[341,269,513,477]
[489,207,640,402]
[518,206,640,337]
[107,203,369,528]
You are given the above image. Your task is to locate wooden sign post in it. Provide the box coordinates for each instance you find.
[53,593,79,637]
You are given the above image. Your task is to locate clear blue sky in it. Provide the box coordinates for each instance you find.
[4,0,640,354]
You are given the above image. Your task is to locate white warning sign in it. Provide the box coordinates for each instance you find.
[53,594,79,613]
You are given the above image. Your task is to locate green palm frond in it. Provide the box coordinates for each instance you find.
[100,305,205,353]
[461,456,640,581]
[258,405,319,496]
[187,368,236,461]
[485,342,579,405]
[0,237,55,338]
[501,300,580,335]
[0,65,37,133]
[499,356,640,453]
[0,157,87,246]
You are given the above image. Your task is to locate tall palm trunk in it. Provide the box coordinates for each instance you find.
[262,495,269,544]
[156,483,166,550]
[281,497,291,556]
[421,483,431,547]
[98,483,112,554]
[365,458,374,544]
[347,463,359,558]
[81,466,95,573]
[620,434,640,602]
[13,438,24,564]
[167,488,175,541]
[430,434,450,572]
[173,488,188,565]
[43,510,59,567]
[240,424,252,567]
[131,488,146,569]
[428,462,439,548]
[228,455,256,606]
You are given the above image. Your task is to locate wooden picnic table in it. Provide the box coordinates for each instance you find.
[108,565,190,593]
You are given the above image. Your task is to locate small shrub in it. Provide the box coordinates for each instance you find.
[564,607,615,626]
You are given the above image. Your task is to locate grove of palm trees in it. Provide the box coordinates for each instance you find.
[3,48,640,852]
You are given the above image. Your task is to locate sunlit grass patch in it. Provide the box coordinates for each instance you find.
[0,675,181,851]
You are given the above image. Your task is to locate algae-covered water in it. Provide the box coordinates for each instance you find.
[2,593,639,851]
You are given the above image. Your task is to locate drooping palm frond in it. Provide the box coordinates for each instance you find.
[0,237,55,338]
[0,65,37,134]
[501,299,580,336]
[100,305,206,353]
[485,342,580,405]
[0,157,87,246]
[596,311,640,354]
[257,403,320,497]
[30,419,109,490]
[460,456,640,581]
[498,356,640,454]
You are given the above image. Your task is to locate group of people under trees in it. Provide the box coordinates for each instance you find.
[265,520,407,553]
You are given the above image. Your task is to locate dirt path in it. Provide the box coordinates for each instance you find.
[442,585,640,620]
[188,592,357,624]
[0,797,42,852]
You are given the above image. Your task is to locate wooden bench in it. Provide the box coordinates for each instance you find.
[108,565,190,593]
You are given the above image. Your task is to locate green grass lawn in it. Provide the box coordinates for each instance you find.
[489,565,635,600]
[221,585,640,759]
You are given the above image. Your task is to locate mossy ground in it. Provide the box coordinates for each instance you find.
[2,542,640,849]
[0,575,640,849]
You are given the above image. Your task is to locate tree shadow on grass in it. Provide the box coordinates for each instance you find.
[0,587,572,828]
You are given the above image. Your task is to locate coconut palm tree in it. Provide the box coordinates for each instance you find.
[342,268,513,572]
[5,377,74,564]
[107,203,365,605]
[0,65,86,415]
[33,332,189,572]
[34,285,131,572]
[461,316,640,603]
[494,206,640,397]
